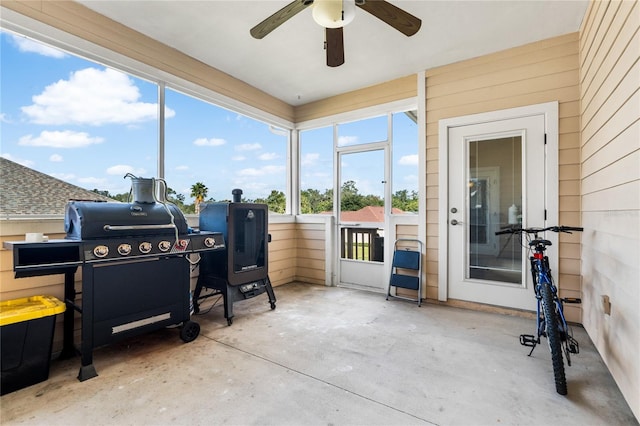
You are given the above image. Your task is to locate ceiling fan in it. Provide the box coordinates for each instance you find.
[250,0,421,67]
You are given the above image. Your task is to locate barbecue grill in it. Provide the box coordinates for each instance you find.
[194,189,276,325]
[5,177,225,381]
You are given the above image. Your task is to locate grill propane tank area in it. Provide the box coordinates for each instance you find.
[4,175,238,383]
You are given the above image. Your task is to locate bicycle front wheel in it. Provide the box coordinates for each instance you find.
[541,281,567,395]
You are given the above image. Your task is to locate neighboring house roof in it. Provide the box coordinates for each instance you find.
[0,157,114,216]
[322,205,404,222]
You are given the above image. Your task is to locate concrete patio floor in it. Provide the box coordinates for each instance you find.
[1,282,637,425]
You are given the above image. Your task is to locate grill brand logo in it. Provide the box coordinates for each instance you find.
[130,212,148,217]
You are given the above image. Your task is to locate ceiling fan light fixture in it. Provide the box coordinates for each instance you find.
[312,0,355,28]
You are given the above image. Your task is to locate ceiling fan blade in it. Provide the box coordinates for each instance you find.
[356,0,421,37]
[250,0,314,39]
[325,27,345,67]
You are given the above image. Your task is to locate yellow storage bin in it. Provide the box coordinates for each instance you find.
[1,295,66,395]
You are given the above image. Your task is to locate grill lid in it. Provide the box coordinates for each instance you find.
[65,200,188,240]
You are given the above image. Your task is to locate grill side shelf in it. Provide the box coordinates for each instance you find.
[4,240,82,278]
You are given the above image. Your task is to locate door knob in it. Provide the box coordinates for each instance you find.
[450,219,462,226]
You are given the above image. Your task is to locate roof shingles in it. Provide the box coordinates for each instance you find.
[0,157,113,217]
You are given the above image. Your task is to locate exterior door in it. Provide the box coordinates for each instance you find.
[447,115,546,310]
[337,147,388,292]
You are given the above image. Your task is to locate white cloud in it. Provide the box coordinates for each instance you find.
[10,34,66,58]
[51,172,76,181]
[175,165,189,171]
[236,165,285,177]
[0,113,9,123]
[18,130,104,148]
[258,152,278,161]
[21,67,175,125]
[338,135,358,146]
[235,143,261,151]
[398,154,418,166]
[301,153,320,166]
[49,154,63,162]
[106,164,146,176]
[232,155,246,161]
[194,137,226,146]
[1,153,35,168]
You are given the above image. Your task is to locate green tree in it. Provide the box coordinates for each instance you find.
[300,188,333,214]
[340,180,365,211]
[392,189,418,213]
[190,182,208,214]
[90,189,129,202]
[255,190,286,213]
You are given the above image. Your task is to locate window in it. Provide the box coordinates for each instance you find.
[1,30,290,214]
[392,110,418,213]
[337,115,387,147]
[1,31,157,198]
[299,126,334,214]
[164,88,288,213]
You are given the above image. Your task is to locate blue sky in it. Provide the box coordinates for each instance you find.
[1,30,417,204]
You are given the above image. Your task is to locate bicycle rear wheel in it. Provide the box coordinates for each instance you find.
[541,281,567,395]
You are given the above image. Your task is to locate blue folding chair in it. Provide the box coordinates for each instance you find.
[387,239,423,306]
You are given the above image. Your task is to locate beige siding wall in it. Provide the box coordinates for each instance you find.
[425,33,583,322]
[268,221,297,287]
[579,0,639,418]
[294,75,417,122]
[2,0,294,123]
[1,220,80,354]
[295,222,327,285]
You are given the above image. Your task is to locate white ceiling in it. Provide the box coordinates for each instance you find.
[77,1,589,106]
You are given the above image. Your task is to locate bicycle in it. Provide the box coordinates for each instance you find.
[495,225,583,395]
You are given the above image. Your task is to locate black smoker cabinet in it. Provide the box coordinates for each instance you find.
[194,190,276,325]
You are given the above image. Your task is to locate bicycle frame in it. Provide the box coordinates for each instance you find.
[528,249,572,359]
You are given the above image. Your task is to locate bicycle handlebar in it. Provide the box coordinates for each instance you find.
[495,225,583,236]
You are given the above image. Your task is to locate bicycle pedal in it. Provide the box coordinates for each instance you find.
[568,336,580,354]
[519,334,537,347]
[562,297,582,304]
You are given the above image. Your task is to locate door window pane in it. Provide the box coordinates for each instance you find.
[339,149,384,263]
[468,136,522,284]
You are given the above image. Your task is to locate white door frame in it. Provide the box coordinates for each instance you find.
[437,102,559,302]
[336,143,389,292]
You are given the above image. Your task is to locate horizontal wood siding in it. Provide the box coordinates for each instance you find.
[1,220,77,354]
[425,33,583,319]
[295,223,326,285]
[294,75,417,122]
[579,0,639,418]
[268,222,296,287]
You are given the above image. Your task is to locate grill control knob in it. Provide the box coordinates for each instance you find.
[139,242,152,254]
[204,237,215,248]
[159,241,171,252]
[93,245,109,258]
[118,243,132,256]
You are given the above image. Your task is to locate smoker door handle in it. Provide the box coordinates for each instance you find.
[103,224,177,231]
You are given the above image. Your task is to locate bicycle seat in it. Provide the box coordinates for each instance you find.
[530,239,552,247]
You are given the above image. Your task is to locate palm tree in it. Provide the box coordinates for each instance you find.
[190,182,208,214]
